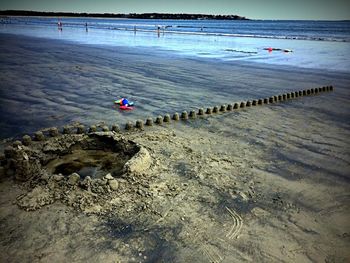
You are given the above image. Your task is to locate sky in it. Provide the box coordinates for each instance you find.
[0,0,349,20]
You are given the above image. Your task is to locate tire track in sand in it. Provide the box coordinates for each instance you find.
[225,206,243,239]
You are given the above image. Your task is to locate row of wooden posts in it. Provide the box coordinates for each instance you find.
[16,85,333,146]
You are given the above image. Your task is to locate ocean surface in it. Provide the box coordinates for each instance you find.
[0,17,350,139]
[1,17,350,72]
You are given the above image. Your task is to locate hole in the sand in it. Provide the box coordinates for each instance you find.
[54,161,87,175]
[106,218,134,238]
[47,150,127,179]
[44,135,138,179]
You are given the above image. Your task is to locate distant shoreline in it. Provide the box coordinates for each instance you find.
[0,10,249,20]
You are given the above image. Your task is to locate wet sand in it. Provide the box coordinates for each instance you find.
[1,33,349,139]
[0,33,350,262]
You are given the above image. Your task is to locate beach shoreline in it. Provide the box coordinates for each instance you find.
[0,32,349,262]
[1,33,349,140]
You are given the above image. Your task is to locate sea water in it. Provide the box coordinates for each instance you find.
[1,17,350,72]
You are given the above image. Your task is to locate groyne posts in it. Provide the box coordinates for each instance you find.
[19,86,333,142]
[120,85,334,131]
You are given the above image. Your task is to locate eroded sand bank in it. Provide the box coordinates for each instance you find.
[0,33,349,262]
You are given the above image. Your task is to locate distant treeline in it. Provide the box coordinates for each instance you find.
[0,10,249,20]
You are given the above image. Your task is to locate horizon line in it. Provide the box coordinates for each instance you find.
[1,9,349,21]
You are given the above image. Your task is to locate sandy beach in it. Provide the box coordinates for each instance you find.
[0,33,350,262]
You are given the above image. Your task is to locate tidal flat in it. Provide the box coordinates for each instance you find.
[0,33,349,262]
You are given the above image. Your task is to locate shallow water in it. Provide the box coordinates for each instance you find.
[5,17,350,42]
[1,18,350,71]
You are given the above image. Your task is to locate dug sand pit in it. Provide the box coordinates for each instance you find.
[1,131,153,211]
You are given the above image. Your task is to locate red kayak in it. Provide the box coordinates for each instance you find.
[119,105,134,110]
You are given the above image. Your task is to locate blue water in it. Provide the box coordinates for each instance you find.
[1,17,350,72]
[2,17,350,41]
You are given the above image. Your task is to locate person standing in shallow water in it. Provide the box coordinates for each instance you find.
[58,20,62,31]
[85,22,88,32]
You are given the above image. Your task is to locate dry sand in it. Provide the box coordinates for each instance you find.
[0,33,349,262]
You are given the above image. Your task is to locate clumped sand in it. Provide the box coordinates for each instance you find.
[1,103,349,262]
[0,33,349,262]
